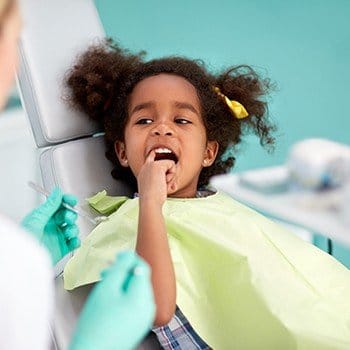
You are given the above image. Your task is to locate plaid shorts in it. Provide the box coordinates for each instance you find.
[153,306,211,350]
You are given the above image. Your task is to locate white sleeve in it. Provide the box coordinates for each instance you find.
[0,214,54,350]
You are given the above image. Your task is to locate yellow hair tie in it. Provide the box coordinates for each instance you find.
[213,87,249,119]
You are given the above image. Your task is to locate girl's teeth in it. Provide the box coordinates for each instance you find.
[155,148,171,153]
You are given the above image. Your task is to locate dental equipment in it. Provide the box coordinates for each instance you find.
[28,181,108,225]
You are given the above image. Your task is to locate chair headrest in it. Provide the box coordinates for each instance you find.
[17,0,105,147]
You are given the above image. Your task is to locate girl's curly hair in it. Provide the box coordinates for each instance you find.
[65,39,276,191]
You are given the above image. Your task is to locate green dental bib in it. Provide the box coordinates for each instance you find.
[64,191,350,349]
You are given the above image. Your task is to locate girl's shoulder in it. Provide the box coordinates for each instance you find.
[166,190,255,215]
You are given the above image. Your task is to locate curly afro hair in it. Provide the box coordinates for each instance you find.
[65,39,276,192]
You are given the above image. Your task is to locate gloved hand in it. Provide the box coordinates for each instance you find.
[21,187,80,264]
[68,251,156,350]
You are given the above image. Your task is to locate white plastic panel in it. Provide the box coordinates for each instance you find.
[40,136,133,245]
[17,0,105,147]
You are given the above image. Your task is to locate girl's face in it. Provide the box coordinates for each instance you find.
[0,1,21,110]
[115,73,218,198]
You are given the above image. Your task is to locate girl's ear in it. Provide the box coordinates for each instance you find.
[114,141,128,167]
[202,140,219,167]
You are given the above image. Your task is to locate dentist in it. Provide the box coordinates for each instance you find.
[0,1,155,349]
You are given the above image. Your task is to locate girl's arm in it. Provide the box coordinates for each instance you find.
[136,199,176,326]
[136,153,177,326]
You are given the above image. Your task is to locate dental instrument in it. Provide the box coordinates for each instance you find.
[28,181,108,225]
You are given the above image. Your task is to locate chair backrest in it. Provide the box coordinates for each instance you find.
[17,0,133,254]
[17,0,103,146]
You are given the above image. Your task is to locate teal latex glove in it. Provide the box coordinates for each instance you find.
[69,251,156,350]
[21,187,80,264]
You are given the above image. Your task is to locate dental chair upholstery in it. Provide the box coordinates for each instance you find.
[17,1,159,349]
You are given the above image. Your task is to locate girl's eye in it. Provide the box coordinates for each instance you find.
[175,118,191,124]
[136,118,153,125]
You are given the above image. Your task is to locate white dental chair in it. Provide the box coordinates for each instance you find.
[17,1,160,349]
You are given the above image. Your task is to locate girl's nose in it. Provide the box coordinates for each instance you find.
[151,122,173,136]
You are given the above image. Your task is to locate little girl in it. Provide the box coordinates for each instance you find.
[63,40,350,349]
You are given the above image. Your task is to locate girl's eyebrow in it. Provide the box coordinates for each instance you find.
[173,101,200,116]
[130,100,200,116]
[130,101,155,115]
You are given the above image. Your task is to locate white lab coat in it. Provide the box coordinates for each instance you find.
[0,213,53,350]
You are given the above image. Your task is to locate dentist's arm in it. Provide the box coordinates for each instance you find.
[68,251,155,350]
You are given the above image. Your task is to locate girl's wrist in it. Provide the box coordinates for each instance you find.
[139,197,164,212]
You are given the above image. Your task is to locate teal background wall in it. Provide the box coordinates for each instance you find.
[95,0,350,172]
[94,0,350,266]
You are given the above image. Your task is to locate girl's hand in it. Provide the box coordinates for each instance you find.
[137,150,177,206]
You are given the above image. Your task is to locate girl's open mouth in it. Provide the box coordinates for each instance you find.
[154,148,178,163]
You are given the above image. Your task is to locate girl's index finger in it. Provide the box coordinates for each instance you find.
[145,150,156,163]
